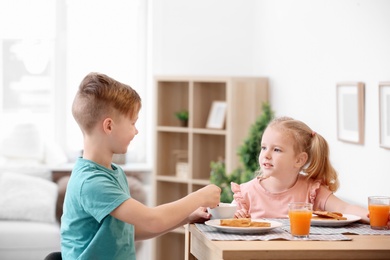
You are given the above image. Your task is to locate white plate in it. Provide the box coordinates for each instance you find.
[205,219,283,234]
[311,214,361,227]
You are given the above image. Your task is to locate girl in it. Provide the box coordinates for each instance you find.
[232,116,370,223]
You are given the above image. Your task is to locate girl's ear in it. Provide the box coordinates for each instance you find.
[102,117,113,134]
[295,152,308,168]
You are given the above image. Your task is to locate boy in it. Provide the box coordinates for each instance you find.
[61,72,221,259]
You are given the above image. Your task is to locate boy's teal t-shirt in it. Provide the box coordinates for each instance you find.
[61,158,135,260]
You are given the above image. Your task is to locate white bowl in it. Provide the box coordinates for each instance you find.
[207,203,237,220]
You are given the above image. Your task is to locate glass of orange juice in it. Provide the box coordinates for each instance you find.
[368,196,390,230]
[288,202,313,239]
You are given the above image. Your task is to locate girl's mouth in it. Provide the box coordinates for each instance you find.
[262,162,273,168]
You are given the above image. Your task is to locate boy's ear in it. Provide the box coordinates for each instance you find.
[295,152,308,167]
[102,118,113,133]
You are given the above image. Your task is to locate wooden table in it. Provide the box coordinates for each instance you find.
[188,224,390,260]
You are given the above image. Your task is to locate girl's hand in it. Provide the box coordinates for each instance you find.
[234,208,250,219]
[188,207,211,223]
[367,213,390,228]
[388,214,390,229]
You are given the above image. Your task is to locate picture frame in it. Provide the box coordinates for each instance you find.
[206,101,227,129]
[336,82,365,144]
[379,82,390,149]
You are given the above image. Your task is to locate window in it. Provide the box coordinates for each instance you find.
[0,0,56,140]
[0,0,150,165]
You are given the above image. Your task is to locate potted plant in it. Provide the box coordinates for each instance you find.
[175,109,189,127]
[210,102,274,202]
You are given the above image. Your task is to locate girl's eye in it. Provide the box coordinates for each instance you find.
[261,146,266,151]
[274,148,282,152]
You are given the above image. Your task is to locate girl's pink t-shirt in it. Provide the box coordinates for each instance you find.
[231,174,332,219]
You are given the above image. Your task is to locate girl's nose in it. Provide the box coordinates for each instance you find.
[262,150,271,159]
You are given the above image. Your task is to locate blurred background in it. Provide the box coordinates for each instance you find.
[1,0,389,228]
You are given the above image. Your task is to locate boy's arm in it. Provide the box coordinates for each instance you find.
[110,184,220,239]
[133,207,210,240]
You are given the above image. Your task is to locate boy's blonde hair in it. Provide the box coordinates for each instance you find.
[267,116,339,192]
[72,72,141,134]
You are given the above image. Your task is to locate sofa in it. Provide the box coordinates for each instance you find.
[0,170,62,260]
[0,123,66,260]
[0,123,148,259]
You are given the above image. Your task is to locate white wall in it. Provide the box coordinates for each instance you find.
[152,1,258,75]
[153,0,390,207]
[65,0,150,164]
[253,0,390,206]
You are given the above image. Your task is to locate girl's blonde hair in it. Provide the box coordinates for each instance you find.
[72,72,141,134]
[267,116,339,192]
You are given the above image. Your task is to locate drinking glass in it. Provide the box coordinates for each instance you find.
[288,202,313,239]
[368,196,390,230]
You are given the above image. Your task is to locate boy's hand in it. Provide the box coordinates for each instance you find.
[195,184,221,208]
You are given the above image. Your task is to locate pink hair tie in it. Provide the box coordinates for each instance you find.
[311,131,316,137]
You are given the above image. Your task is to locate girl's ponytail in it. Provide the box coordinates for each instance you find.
[304,133,339,192]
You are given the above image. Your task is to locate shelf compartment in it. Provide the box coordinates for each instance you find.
[156,132,188,177]
[155,182,188,205]
[157,80,189,127]
[192,81,226,129]
[192,133,225,180]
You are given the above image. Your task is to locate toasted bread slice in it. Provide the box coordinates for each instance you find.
[220,218,251,227]
[313,210,347,220]
[220,218,271,227]
[249,221,271,227]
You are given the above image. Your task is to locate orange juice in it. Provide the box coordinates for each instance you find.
[369,204,390,229]
[368,196,390,230]
[289,210,312,236]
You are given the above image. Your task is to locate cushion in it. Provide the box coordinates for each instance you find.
[0,172,57,223]
[0,221,61,260]
[1,123,45,162]
[0,156,51,180]
[0,122,68,167]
